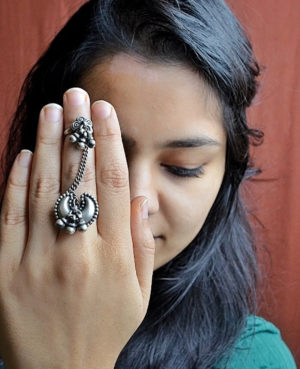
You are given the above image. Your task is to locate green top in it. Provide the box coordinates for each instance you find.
[0,315,297,368]
[215,315,297,369]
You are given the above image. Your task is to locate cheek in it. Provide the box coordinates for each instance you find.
[167,171,224,238]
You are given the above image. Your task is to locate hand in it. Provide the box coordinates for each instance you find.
[0,87,155,369]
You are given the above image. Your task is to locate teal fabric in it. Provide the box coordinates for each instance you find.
[0,315,297,368]
[215,315,297,369]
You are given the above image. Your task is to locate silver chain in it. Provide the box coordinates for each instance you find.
[67,146,89,193]
[54,116,99,234]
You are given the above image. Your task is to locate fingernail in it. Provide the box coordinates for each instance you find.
[141,199,149,220]
[18,150,32,168]
[92,100,112,119]
[65,88,87,106]
[44,104,62,123]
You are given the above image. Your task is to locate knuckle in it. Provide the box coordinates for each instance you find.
[66,162,80,181]
[1,180,26,226]
[32,177,60,198]
[7,175,27,191]
[67,162,95,184]
[95,129,119,140]
[38,135,58,146]
[100,164,129,189]
[1,190,27,227]
[1,204,25,226]
[143,237,156,256]
[55,253,92,286]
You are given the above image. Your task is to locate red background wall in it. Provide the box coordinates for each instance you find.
[1,0,299,365]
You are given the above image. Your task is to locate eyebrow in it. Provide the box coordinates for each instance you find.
[121,134,221,150]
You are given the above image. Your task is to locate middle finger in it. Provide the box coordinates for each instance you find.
[60,87,97,237]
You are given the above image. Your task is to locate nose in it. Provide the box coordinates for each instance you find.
[129,161,160,215]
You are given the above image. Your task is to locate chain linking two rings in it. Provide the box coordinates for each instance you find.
[54,116,99,234]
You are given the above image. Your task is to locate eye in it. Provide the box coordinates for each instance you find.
[161,164,204,178]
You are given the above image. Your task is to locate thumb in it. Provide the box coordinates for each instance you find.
[130,196,155,313]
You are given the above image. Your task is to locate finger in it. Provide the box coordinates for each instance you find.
[60,88,97,237]
[27,104,63,255]
[62,88,96,196]
[91,101,132,253]
[0,150,32,266]
[130,196,155,314]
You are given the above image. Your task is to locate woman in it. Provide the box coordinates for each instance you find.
[0,0,297,368]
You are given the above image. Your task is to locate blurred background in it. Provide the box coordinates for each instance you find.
[0,0,299,366]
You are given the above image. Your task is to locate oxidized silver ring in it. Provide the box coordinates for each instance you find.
[54,116,99,235]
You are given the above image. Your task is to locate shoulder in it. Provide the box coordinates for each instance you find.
[215,315,297,369]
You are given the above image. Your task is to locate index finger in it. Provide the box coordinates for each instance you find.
[91,101,132,251]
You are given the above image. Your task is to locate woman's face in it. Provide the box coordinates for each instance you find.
[81,53,226,270]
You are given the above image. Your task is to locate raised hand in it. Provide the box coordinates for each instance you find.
[0,87,155,369]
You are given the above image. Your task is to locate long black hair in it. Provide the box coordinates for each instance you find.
[0,0,265,367]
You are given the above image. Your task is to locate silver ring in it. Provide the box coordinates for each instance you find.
[54,116,99,235]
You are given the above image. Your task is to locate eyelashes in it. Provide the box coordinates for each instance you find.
[124,150,204,178]
[161,164,204,178]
